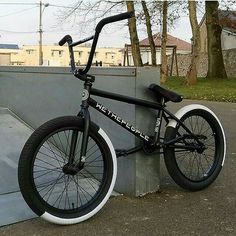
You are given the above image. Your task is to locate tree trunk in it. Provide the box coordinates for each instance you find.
[141,1,156,66]
[205,1,227,79]
[160,1,168,84]
[126,1,143,67]
[186,0,200,86]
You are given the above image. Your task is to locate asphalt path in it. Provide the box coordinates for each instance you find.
[0,100,235,236]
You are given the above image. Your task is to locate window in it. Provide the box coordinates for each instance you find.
[59,50,63,57]
[105,52,116,60]
[74,50,83,58]
[51,50,63,57]
[26,49,34,55]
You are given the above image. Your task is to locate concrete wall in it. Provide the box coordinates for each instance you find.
[0,66,160,196]
[222,31,236,50]
[125,49,190,66]
[167,49,236,78]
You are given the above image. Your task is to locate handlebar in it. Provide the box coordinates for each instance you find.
[58,11,134,80]
[58,35,72,46]
[95,11,134,33]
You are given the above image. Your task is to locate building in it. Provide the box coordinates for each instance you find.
[199,10,236,53]
[0,44,123,67]
[0,44,22,65]
[123,33,191,66]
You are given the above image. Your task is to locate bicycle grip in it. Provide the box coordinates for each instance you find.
[95,11,134,33]
[58,35,72,46]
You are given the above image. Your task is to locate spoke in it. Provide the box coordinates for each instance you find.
[199,117,206,135]
[57,132,67,157]
[176,152,189,167]
[44,173,65,202]
[52,175,70,208]
[37,173,64,194]
[38,150,64,166]
[65,175,71,210]
[72,176,81,208]
[86,142,98,155]
[201,126,212,137]
[194,116,199,134]
[50,135,67,162]
[46,139,66,165]
[86,148,101,160]
[82,167,104,181]
[189,116,194,133]
[73,175,93,200]
[75,174,89,203]
[74,137,93,158]
[34,167,61,180]
[202,153,214,163]
[79,171,99,193]
[35,157,60,169]
[198,154,207,177]
[41,143,65,164]
[34,165,61,173]
[64,130,70,157]
[53,175,69,209]
[195,152,201,180]
[74,132,83,157]
[86,159,103,164]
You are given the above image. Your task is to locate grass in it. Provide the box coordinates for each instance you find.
[163,77,236,103]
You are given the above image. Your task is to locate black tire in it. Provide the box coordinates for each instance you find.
[164,109,225,191]
[18,116,117,225]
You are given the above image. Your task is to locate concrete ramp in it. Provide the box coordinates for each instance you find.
[0,108,36,226]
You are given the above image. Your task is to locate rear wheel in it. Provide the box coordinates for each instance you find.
[18,116,117,225]
[164,109,225,191]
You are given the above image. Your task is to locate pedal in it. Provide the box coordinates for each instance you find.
[115,149,128,157]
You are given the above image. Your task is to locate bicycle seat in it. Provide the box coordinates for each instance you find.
[148,84,183,103]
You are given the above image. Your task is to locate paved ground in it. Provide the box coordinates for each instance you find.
[0,100,235,236]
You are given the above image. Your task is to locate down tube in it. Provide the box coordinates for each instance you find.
[88,98,152,143]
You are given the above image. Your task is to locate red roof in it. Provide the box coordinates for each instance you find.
[199,10,236,34]
[219,10,236,33]
[139,33,191,51]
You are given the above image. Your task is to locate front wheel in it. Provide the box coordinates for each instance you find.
[18,116,117,225]
[164,106,226,191]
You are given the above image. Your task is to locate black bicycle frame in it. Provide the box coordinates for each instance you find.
[78,84,202,150]
[68,79,205,167]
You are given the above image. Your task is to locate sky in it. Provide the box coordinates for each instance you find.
[0,0,209,48]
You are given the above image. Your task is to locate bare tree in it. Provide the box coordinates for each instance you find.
[126,1,143,66]
[160,1,168,84]
[186,0,200,85]
[141,0,156,66]
[206,1,227,79]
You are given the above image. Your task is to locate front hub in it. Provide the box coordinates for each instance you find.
[62,163,80,175]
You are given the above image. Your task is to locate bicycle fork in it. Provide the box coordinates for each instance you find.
[68,81,92,170]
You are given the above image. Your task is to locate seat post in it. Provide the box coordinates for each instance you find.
[152,97,165,145]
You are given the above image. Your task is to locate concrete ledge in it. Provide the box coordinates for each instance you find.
[0,66,160,196]
[0,66,136,77]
